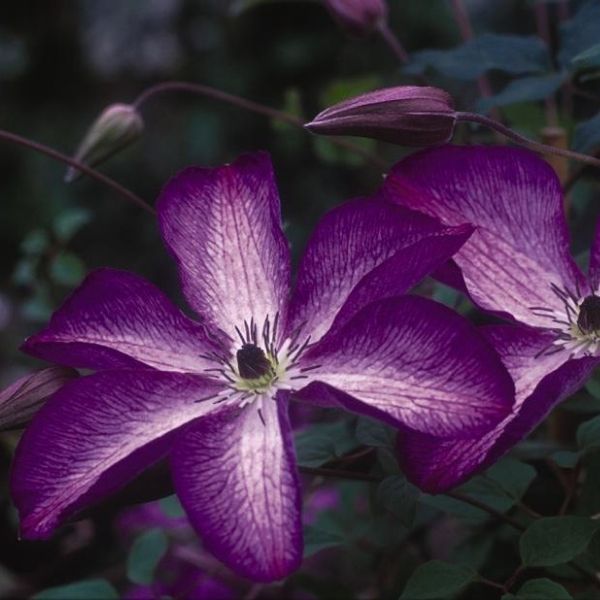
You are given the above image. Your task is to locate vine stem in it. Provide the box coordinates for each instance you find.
[132,81,387,170]
[456,111,600,169]
[375,20,409,64]
[0,129,155,215]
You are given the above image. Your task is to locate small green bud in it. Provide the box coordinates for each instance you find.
[65,103,144,183]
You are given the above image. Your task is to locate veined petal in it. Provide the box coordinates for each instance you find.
[11,370,225,538]
[397,325,599,492]
[383,146,588,328]
[287,197,461,343]
[158,152,290,342]
[22,269,225,373]
[296,296,514,437]
[589,219,600,292]
[171,394,302,582]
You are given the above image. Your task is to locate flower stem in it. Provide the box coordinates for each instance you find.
[132,80,387,170]
[456,111,600,170]
[0,129,155,215]
[375,20,409,64]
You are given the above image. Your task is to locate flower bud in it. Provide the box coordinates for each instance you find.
[65,103,144,183]
[0,367,78,430]
[306,86,457,146]
[324,0,387,37]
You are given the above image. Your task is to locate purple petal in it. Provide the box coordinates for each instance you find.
[383,146,588,327]
[589,219,600,291]
[158,152,290,342]
[11,370,225,538]
[287,197,462,343]
[296,296,514,437]
[398,324,599,492]
[22,268,225,372]
[171,395,302,582]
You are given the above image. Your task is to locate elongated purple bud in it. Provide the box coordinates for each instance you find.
[324,0,387,36]
[306,86,457,146]
[65,103,144,183]
[0,367,78,430]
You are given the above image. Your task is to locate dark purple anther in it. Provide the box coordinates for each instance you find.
[236,344,272,379]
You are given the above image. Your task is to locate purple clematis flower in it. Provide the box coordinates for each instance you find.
[11,152,514,582]
[381,145,600,492]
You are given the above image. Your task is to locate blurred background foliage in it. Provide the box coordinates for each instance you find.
[2,0,600,598]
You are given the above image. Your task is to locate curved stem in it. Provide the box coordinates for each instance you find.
[457,111,600,169]
[0,129,155,215]
[446,490,526,531]
[375,20,409,64]
[133,81,387,170]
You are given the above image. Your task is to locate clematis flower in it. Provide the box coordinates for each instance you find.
[381,145,600,492]
[11,152,514,582]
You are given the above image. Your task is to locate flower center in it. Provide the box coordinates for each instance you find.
[236,343,274,381]
[577,295,600,335]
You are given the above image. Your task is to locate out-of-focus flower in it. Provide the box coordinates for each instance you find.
[381,145,600,492]
[65,103,143,183]
[12,152,513,582]
[323,0,387,37]
[306,86,456,146]
[0,367,77,430]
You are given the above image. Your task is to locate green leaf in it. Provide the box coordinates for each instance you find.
[49,252,86,286]
[572,42,600,72]
[477,73,566,112]
[551,450,580,469]
[400,560,477,599]
[33,579,119,600]
[511,578,572,599]
[460,458,536,513]
[126,527,168,585]
[303,525,345,558]
[577,414,600,450]
[53,208,91,242]
[559,0,600,68]
[376,475,421,528]
[405,34,550,81]
[355,416,395,448]
[520,517,600,567]
[295,419,358,468]
[159,494,185,518]
[573,111,600,154]
[585,377,600,400]
[20,229,49,255]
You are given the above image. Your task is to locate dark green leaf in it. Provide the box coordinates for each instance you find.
[551,450,580,469]
[126,527,168,585]
[355,416,395,448]
[33,579,119,600]
[159,494,185,518]
[376,475,420,528]
[303,525,345,558]
[20,229,49,255]
[572,42,600,72]
[512,578,572,599]
[295,419,358,468]
[405,34,550,81]
[477,73,566,112]
[400,560,477,599]
[520,517,600,566]
[49,252,86,286]
[573,111,600,154]
[53,208,91,242]
[559,0,600,68]
[577,414,600,449]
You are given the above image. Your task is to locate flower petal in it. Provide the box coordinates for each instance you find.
[171,394,302,582]
[287,197,464,343]
[296,296,514,437]
[11,370,225,538]
[589,219,600,292]
[157,152,290,341]
[397,324,599,492]
[22,268,225,373]
[383,145,588,327]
